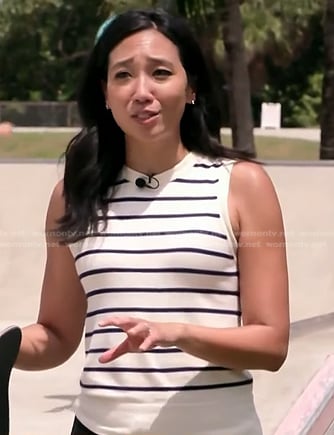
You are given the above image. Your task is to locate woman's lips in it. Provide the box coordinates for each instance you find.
[132,111,160,124]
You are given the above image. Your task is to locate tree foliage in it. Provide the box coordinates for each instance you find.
[0,0,107,100]
[320,0,334,159]
[0,0,326,132]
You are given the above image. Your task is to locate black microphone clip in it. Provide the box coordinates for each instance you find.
[135,175,159,189]
[135,177,147,188]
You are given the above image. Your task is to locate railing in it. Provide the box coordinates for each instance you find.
[0,101,80,127]
[273,354,334,435]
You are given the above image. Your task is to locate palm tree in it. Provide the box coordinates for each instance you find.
[320,0,334,159]
[221,0,255,156]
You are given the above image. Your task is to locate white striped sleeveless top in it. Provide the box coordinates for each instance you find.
[70,151,262,435]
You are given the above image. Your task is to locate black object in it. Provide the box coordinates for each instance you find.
[135,175,159,189]
[71,417,98,434]
[0,326,22,435]
[135,177,147,188]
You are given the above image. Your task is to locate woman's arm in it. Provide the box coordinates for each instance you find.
[15,181,87,370]
[98,162,289,371]
[172,161,289,371]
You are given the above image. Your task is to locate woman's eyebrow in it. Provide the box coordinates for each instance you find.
[146,57,174,68]
[110,56,174,70]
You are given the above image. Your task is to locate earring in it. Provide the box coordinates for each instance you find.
[191,99,196,105]
[105,102,109,110]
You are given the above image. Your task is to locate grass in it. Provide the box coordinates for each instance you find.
[0,132,71,159]
[0,131,319,160]
[221,135,319,160]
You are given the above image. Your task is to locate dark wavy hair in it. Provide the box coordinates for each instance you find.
[57,8,247,244]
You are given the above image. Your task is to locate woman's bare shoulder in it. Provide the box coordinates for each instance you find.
[230,161,278,202]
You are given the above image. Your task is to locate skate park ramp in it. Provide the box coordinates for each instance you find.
[0,159,333,435]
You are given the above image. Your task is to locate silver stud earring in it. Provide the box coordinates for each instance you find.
[191,99,195,105]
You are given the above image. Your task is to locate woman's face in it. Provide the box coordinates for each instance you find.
[105,29,193,146]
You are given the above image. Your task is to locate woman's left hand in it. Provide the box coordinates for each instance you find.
[98,316,184,363]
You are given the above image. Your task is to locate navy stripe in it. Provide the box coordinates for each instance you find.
[173,178,219,184]
[85,348,109,354]
[76,247,234,261]
[88,229,227,240]
[104,213,220,220]
[194,163,224,169]
[80,378,253,392]
[86,307,241,318]
[86,287,239,298]
[108,195,217,203]
[85,346,183,354]
[147,348,182,354]
[85,328,122,338]
[80,267,238,280]
[83,366,230,373]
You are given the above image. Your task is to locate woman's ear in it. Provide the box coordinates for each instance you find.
[186,74,197,103]
[186,88,196,105]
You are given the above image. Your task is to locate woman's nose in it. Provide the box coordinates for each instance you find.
[132,76,153,103]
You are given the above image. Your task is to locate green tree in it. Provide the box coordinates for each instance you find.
[243,0,324,128]
[320,0,334,159]
[155,0,256,156]
[0,0,153,100]
[221,0,255,156]
[0,0,326,141]
[0,0,110,100]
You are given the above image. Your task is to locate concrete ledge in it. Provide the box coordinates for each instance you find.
[11,126,321,142]
[291,313,334,339]
[273,354,334,435]
[1,159,334,167]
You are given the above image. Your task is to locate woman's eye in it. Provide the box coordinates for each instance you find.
[154,69,172,78]
[114,71,130,79]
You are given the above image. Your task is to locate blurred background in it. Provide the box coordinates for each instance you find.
[0,0,333,160]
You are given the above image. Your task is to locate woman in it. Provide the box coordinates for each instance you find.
[14,8,289,435]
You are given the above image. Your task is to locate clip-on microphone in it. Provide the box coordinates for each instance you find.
[135,174,159,189]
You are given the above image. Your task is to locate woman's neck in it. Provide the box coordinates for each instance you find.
[125,138,188,175]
